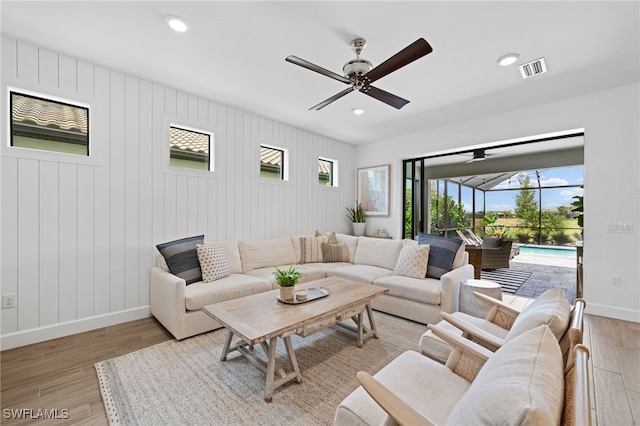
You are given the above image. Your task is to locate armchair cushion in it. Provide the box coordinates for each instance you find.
[446,325,564,425]
[506,288,571,341]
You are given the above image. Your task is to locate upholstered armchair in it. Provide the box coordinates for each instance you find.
[480,237,513,269]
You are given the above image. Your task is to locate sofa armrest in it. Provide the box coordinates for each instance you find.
[440,264,474,314]
[150,266,186,339]
[357,371,435,426]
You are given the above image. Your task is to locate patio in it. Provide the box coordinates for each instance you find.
[481,250,577,304]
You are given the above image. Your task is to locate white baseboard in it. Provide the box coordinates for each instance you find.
[0,306,151,350]
[585,303,640,323]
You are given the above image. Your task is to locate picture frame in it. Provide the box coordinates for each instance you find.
[357,164,390,216]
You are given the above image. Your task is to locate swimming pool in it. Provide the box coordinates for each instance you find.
[519,245,576,257]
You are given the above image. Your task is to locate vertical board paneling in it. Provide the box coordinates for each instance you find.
[39,161,59,326]
[93,65,111,316]
[1,36,355,346]
[138,80,153,305]
[76,165,95,319]
[58,163,78,322]
[109,71,126,312]
[1,157,19,334]
[17,159,40,331]
[124,76,140,309]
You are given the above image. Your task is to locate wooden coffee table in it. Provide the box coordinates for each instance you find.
[202,277,388,401]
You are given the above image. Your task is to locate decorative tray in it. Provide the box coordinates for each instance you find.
[278,287,330,305]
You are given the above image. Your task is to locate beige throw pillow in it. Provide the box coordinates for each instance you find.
[300,236,325,263]
[322,242,350,263]
[506,287,571,341]
[315,230,339,244]
[196,243,231,283]
[394,245,430,279]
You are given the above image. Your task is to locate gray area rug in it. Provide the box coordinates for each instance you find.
[95,312,425,425]
[481,268,532,294]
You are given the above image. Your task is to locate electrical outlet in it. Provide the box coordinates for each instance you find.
[2,294,17,309]
[610,275,621,286]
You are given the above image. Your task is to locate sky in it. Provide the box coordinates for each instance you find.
[445,165,584,213]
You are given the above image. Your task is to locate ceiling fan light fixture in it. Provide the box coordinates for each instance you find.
[497,53,520,66]
[352,108,365,116]
[165,15,190,33]
[343,59,373,78]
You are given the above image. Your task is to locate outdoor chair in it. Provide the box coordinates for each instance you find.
[419,288,585,367]
[337,323,591,426]
[480,237,513,269]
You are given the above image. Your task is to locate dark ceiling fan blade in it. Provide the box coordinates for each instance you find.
[361,85,410,109]
[286,55,352,85]
[310,87,355,110]
[363,38,433,84]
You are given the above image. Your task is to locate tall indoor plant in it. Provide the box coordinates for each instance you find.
[346,201,366,236]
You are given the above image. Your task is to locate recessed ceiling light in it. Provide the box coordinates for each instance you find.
[165,15,189,33]
[497,53,520,66]
[352,108,365,115]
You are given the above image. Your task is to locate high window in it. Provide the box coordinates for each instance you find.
[260,144,289,181]
[169,125,213,171]
[319,157,338,187]
[10,91,89,156]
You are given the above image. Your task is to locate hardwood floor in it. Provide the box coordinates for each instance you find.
[1,312,638,425]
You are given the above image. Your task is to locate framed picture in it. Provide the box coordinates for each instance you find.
[357,164,390,216]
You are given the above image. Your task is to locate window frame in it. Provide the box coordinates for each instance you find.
[259,142,290,183]
[3,84,101,166]
[161,115,218,178]
[318,156,339,188]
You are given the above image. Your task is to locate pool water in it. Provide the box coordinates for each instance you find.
[519,245,576,258]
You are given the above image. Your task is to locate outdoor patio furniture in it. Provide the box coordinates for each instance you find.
[480,237,513,270]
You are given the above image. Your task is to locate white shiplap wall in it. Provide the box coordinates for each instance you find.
[0,37,355,348]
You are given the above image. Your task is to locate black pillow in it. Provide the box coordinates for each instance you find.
[418,233,463,279]
[156,235,204,284]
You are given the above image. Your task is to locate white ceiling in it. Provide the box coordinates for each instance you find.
[2,1,638,146]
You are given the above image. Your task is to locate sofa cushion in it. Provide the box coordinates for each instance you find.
[334,350,471,426]
[506,288,571,341]
[446,325,564,425]
[322,242,350,263]
[327,264,394,284]
[156,235,204,285]
[245,265,326,286]
[206,240,241,274]
[354,237,403,270]
[394,244,430,279]
[185,274,273,310]
[335,233,358,263]
[418,233,464,279]
[238,237,296,273]
[481,236,503,249]
[300,235,325,263]
[196,243,231,283]
[373,275,441,305]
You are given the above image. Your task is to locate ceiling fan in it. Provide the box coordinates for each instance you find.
[464,149,515,164]
[285,37,432,110]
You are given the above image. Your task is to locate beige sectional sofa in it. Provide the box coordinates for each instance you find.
[150,233,473,340]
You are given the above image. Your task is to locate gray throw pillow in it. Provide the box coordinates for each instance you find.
[156,235,204,284]
[418,233,464,279]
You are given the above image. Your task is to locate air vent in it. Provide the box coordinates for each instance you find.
[519,58,547,79]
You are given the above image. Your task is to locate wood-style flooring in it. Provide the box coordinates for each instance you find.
[1,310,638,425]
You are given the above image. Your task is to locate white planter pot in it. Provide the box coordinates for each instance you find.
[279,286,295,301]
[352,222,366,236]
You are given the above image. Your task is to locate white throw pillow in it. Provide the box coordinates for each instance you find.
[506,288,571,341]
[196,243,231,283]
[394,245,430,279]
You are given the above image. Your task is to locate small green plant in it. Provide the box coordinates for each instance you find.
[272,266,302,287]
[346,201,366,223]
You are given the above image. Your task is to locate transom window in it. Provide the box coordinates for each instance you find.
[260,144,289,181]
[319,157,338,187]
[10,91,89,156]
[169,125,213,171]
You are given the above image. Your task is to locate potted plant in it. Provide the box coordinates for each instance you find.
[273,266,302,301]
[346,201,366,236]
